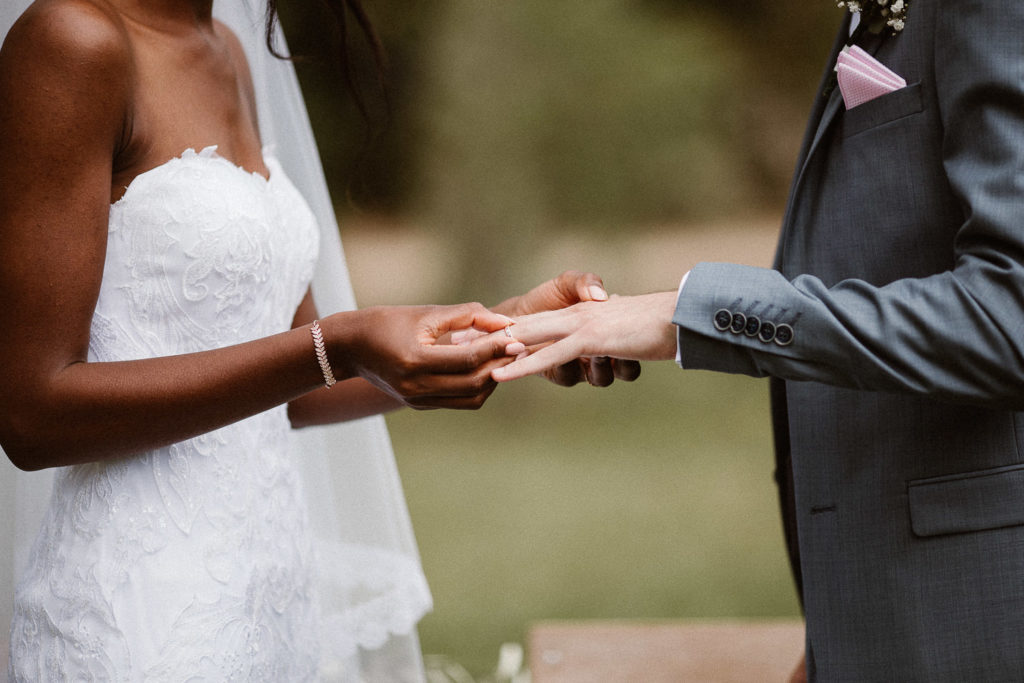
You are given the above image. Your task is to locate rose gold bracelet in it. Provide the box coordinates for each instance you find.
[310,320,337,388]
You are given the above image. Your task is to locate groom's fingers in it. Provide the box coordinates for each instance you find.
[426,303,511,341]
[422,333,517,373]
[500,310,579,348]
[493,338,584,382]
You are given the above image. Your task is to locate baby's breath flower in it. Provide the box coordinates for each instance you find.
[837,0,909,33]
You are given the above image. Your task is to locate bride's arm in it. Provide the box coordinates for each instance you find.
[286,290,413,428]
[287,284,536,427]
[283,271,639,425]
[0,3,511,471]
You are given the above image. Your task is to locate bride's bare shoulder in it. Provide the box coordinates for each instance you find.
[1,0,131,72]
[0,0,133,166]
[213,18,257,97]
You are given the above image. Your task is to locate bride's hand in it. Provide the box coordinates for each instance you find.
[490,271,642,387]
[326,303,522,410]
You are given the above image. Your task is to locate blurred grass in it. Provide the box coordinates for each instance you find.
[386,361,801,675]
[277,0,840,674]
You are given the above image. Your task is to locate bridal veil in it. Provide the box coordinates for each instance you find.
[0,1,432,679]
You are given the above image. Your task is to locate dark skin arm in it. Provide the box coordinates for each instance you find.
[0,1,512,471]
[287,270,642,426]
[287,289,406,427]
[287,290,516,427]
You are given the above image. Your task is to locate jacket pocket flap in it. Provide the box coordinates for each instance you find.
[908,464,1024,537]
[842,82,923,138]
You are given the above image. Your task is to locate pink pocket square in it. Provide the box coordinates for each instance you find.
[835,46,906,109]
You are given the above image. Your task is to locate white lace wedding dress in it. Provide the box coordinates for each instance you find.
[8,147,338,680]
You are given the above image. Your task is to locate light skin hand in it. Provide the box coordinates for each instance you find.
[491,291,680,382]
[480,270,643,386]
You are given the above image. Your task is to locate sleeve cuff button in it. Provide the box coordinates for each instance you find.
[774,324,794,346]
[713,309,733,331]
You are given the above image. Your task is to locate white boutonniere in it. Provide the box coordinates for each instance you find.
[837,0,909,33]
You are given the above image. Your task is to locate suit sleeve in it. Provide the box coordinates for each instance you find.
[672,0,1024,409]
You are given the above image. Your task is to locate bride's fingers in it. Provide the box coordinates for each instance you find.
[405,392,495,410]
[403,376,501,409]
[411,336,515,376]
[492,338,585,382]
[544,359,586,387]
[584,357,615,387]
[481,310,579,354]
[385,363,507,400]
[397,356,518,407]
[612,359,642,382]
[450,328,486,345]
[426,303,512,342]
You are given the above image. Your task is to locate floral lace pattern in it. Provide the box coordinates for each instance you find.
[7,148,424,681]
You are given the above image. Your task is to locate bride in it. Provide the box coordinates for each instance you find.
[0,0,624,679]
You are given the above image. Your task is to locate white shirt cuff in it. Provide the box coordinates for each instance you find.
[674,271,691,368]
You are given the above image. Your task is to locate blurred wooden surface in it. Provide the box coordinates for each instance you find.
[529,619,804,683]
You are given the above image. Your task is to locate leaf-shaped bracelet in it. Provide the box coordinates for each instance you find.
[310,320,337,388]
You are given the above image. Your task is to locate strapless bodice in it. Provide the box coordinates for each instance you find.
[9,147,325,681]
[91,145,319,362]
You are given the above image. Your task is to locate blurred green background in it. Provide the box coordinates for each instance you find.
[277,0,841,676]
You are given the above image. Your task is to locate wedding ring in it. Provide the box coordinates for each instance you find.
[503,324,515,339]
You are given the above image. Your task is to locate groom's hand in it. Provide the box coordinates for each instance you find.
[490,271,642,387]
[492,292,679,382]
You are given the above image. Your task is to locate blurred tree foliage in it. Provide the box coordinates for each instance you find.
[275,1,431,212]
[277,0,840,299]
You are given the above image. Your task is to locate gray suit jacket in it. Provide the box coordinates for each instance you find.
[672,1,1024,679]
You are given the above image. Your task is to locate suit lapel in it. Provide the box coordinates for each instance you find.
[790,17,857,201]
[774,13,897,270]
[797,16,853,168]
[792,18,889,192]
[801,88,844,180]
[773,16,853,269]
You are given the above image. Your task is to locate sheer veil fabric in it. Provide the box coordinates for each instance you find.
[0,1,432,679]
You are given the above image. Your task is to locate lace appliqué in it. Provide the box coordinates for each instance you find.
[8,148,333,681]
